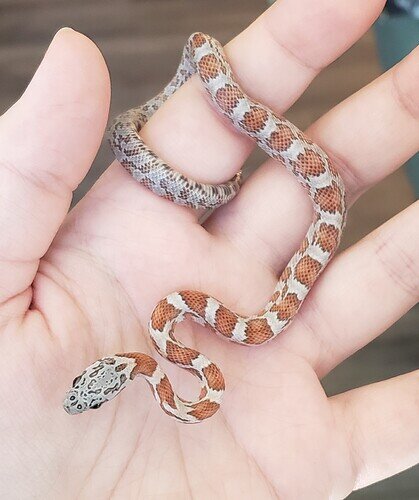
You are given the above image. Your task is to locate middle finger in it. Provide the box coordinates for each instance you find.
[207,46,419,272]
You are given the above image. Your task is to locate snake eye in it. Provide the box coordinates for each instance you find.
[72,376,82,387]
[90,403,101,410]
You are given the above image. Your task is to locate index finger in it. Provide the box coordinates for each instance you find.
[103,0,385,212]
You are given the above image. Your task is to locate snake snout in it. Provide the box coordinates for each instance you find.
[63,390,86,415]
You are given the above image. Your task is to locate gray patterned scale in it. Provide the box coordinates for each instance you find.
[109,36,242,209]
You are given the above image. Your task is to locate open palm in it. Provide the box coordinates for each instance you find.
[1,1,418,498]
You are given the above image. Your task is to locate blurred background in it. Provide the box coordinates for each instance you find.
[0,0,417,498]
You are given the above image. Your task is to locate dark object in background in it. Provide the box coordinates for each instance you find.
[385,0,419,18]
[377,0,419,196]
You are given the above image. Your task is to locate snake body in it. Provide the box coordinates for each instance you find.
[64,33,346,423]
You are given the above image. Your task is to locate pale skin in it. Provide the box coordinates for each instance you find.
[0,0,418,498]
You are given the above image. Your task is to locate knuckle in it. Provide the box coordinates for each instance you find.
[372,229,419,299]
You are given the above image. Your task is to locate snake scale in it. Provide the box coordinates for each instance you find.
[63,33,346,423]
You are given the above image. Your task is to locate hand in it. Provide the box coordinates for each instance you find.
[0,1,418,498]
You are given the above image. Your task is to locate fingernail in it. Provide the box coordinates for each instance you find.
[53,27,77,39]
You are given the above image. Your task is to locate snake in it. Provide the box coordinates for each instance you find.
[63,33,346,423]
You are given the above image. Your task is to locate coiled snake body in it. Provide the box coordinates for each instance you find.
[64,33,346,423]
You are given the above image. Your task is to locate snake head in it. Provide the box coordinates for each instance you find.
[63,356,136,415]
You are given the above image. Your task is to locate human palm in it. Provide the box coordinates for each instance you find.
[1,1,418,499]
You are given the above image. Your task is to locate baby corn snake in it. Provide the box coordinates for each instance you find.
[63,32,346,423]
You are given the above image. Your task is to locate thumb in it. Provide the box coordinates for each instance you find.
[0,28,110,310]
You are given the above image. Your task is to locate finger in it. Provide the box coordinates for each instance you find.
[331,370,419,490]
[207,46,419,272]
[308,45,419,201]
[0,29,110,306]
[279,201,419,377]
[93,0,384,216]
